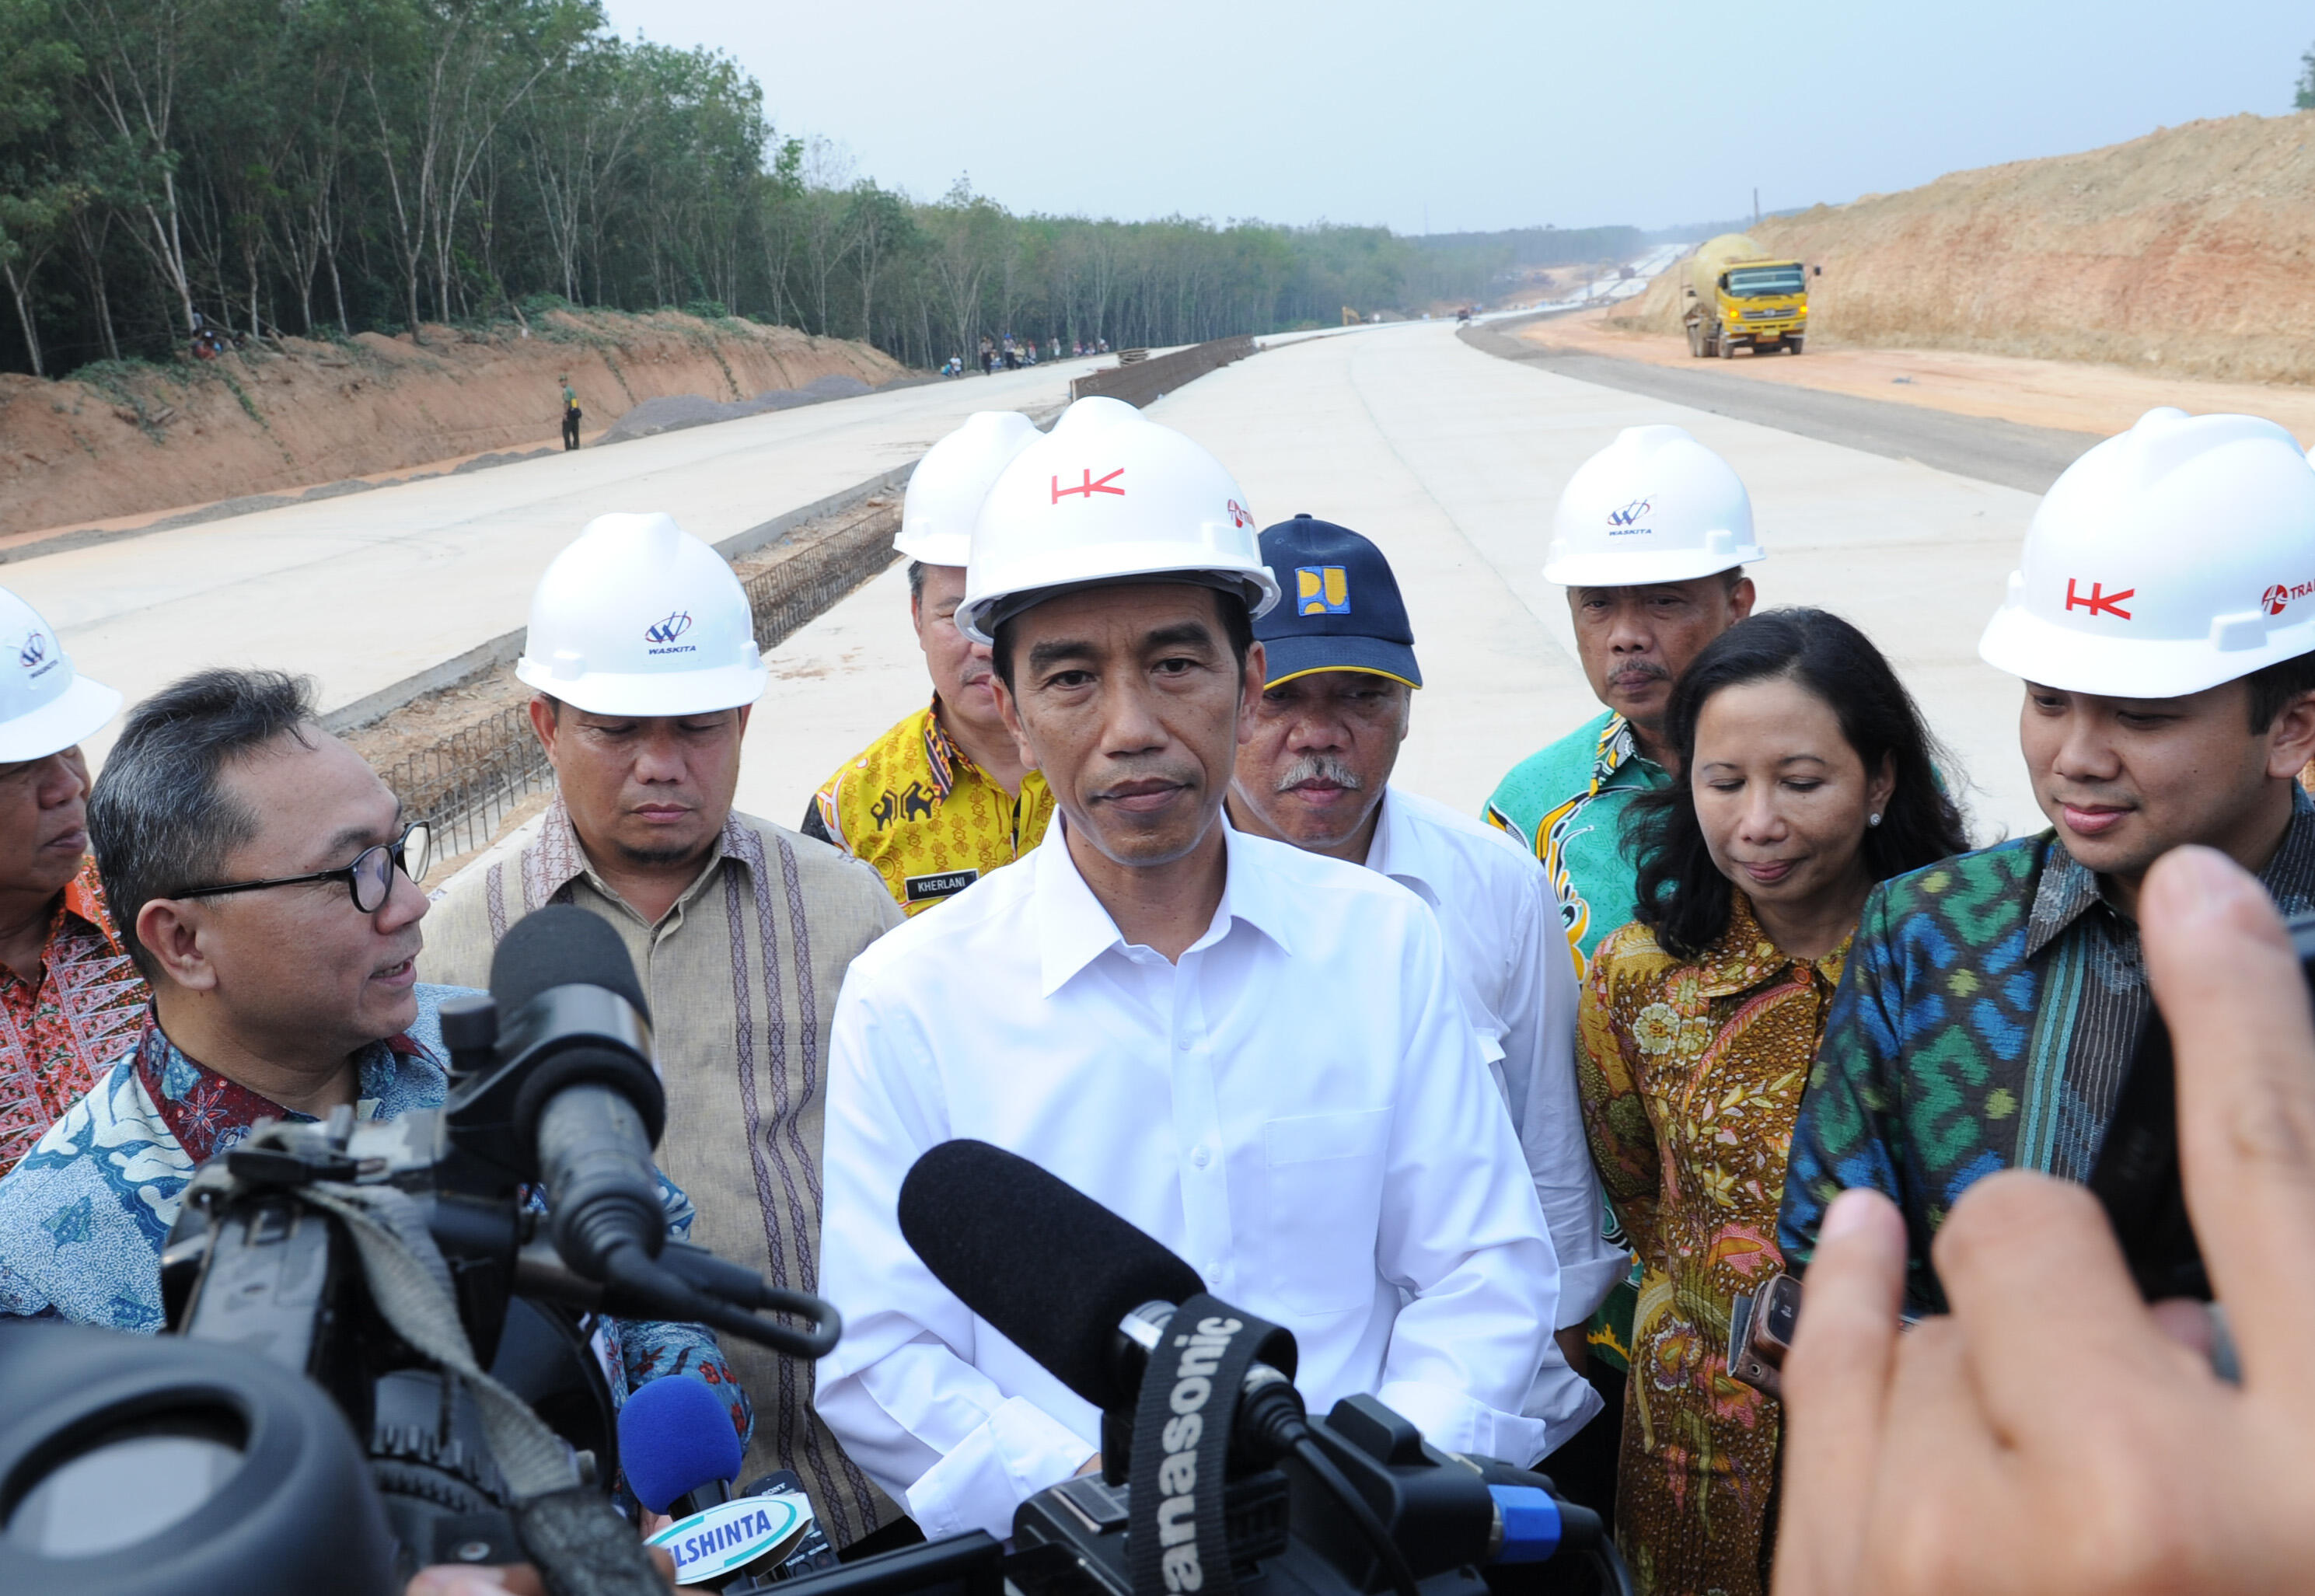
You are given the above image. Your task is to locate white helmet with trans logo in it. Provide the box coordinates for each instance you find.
[1978,408,2315,698]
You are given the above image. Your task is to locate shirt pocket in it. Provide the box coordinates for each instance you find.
[1260,1107,1392,1315]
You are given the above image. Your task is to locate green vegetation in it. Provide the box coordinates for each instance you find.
[0,0,1608,377]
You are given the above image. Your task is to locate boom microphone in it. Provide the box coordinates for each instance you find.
[897,1140,1205,1412]
[489,905,668,1278]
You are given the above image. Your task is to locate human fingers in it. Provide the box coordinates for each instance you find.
[2139,845,2315,1397]
[1770,1187,1906,1596]
[1929,1171,2167,1435]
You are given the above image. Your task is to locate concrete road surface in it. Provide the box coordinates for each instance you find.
[738,320,2046,843]
[12,357,1099,762]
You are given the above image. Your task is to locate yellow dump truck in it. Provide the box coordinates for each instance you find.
[1683,232,1812,358]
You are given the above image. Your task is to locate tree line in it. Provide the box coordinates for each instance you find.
[0,0,1578,379]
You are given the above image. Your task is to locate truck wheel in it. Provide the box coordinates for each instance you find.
[1786,337,1804,355]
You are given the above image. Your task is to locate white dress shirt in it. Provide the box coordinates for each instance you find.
[815,818,1593,1542]
[1363,788,1628,1325]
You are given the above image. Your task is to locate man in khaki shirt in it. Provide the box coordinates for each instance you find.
[421,512,906,1549]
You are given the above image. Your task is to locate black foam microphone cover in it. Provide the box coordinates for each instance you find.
[490,903,651,1020]
[899,1140,1204,1412]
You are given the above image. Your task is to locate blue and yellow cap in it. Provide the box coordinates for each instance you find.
[1252,514,1421,690]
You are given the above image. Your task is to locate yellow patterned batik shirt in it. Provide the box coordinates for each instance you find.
[806,699,1056,915]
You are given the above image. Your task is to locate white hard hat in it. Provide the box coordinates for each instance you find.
[1978,407,2315,698]
[0,589,119,763]
[957,410,1282,644]
[1047,396,1140,438]
[894,410,1039,568]
[1544,424,1765,587]
[515,512,766,716]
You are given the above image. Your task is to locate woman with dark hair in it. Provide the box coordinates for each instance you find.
[1575,607,1968,1595]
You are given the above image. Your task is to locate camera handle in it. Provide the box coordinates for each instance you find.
[181,1126,670,1596]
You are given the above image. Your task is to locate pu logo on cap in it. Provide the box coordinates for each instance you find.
[1297,566,1350,616]
[2063,579,2135,620]
[17,632,44,669]
[2264,580,2315,616]
[1227,499,1252,529]
[1052,468,1125,502]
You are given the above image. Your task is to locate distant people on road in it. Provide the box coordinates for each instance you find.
[560,376,581,450]
[807,412,1053,914]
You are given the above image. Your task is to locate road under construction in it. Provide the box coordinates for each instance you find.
[6,316,2053,850]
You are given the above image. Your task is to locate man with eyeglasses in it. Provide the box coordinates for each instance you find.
[0,670,753,1449]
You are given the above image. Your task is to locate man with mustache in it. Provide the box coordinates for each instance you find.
[1481,424,1762,1521]
[0,671,751,1454]
[0,587,145,1174]
[1224,513,1624,1339]
[815,405,1585,1542]
[807,412,1055,915]
[421,513,906,1550]
[1780,407,2315,1307]
[1484,426,1762,976]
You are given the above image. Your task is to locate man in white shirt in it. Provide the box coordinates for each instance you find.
[1222,515,1626,1345]
[815,403,1587,1544]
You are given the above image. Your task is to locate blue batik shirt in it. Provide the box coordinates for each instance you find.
[0,984,751,1443]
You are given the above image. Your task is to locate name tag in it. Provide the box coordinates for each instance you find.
[904,868,979,904]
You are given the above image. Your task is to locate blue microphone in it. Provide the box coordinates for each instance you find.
[620,1374,743,1517]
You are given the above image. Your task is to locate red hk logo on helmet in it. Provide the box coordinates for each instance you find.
[1227,500,1252,529]
[2263,579,2315,616]
[1052,468,1125,503]
[2064,578,2135,620]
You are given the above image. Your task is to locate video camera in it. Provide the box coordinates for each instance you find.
[0,904,836,1595]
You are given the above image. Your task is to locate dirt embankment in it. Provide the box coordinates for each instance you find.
[0,309,905,537]
[1613,113,2315,386]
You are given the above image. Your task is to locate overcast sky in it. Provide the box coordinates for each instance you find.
[596,0,2315,235]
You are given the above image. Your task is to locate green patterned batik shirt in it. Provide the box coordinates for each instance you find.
[1486,709,1669,1373]
[1779,787,2315,1314]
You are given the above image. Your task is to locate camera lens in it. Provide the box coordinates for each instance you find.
[5,1411,245,1557]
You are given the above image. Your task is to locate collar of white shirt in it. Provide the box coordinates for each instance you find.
[1034,809,1300,997]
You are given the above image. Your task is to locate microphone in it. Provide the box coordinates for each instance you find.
[897,1138,1206,1412]
[897,1140,1309,1460]
[489,906,669,1280]
[620,1374,743,1517]
[621,1378,825,1587]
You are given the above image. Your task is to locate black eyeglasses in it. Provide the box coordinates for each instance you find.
[172,822,434,913]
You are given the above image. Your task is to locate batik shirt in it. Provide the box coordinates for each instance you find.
[0,989,750,1443]
[1779,788,2315,1313]
[1486,708,1667,1373]
[1579,895,1842,1596]
[806,699,1055,915]
[0,857,148,1173]
[1485,710,1667,977]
